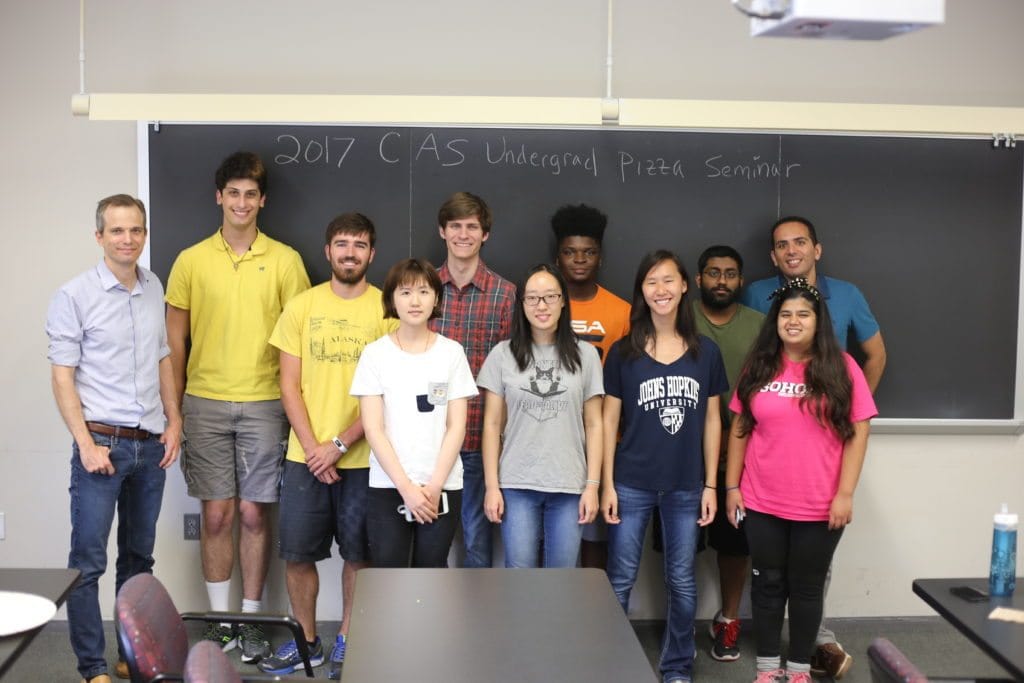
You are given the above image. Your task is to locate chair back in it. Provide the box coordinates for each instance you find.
[184,640,242,683]
[868,637,930,683]
[115,573,190,683]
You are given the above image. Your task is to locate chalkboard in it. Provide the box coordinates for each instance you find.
[146,124,1024,421]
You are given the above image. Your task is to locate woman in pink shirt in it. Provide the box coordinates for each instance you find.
[725,279,877,683]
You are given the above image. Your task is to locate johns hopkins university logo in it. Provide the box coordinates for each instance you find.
[659,406,684,435]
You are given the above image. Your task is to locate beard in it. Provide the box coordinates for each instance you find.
[332,259,369,284]
[700,285,738,311]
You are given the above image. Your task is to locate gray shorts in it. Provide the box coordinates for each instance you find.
[181,394,288,503]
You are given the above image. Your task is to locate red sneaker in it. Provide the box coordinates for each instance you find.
[708,612,741,662]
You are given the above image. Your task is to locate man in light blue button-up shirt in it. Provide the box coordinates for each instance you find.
[46,194,181,683]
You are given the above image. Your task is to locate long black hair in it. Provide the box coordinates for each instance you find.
[618,250,700,360]
[734,282,854,440]
[509,263,581,373]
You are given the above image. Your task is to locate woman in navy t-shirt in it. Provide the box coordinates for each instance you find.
[602,249,728,683]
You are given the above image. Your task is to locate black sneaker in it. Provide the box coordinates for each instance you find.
[238,623,271,664]
[201,623,237,652]
[708,612,741,662]
[258,637,324,675]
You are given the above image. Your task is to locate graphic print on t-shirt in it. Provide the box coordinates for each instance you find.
[308,315,375,364]
[636,375,701,435]
[573,319,607,358]
[759,380,807,398]
[519,360,569,422]
[417,382,449,413]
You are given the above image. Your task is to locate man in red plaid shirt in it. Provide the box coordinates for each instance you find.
[430,192,516,567]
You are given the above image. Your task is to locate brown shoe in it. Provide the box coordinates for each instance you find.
[81,675,113,683]
[114,660,130,679]
[810,642,853,679]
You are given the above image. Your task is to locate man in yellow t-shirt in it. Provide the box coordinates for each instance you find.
[165,152,310,663]
[551,203,631,569]
[264,213,395,679]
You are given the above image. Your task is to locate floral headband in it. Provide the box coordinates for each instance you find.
[768,277,821,302]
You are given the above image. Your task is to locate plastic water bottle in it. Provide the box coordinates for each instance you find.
[989,503,1017,597]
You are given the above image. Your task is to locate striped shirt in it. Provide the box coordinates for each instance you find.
[431,260,516,451]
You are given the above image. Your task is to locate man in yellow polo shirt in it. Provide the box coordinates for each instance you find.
[265,212,395,678]
[165,151,310,664]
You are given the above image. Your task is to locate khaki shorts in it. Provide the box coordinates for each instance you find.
[181,395,288,503]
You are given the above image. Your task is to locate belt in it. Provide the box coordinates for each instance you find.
[86,421,156,441]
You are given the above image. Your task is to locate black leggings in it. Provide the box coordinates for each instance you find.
[366,488,462,568]
[744,509,843,664]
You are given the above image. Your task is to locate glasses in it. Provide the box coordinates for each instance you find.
[702,268,740,281]
[522,293,563,307]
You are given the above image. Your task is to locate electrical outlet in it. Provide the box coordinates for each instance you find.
[0,511,5,540]
[184,513,201,541]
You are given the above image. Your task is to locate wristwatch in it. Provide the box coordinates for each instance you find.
[332,437,348,454]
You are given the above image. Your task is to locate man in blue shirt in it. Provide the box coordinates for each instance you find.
[740,216,885,679]
[47,194,182,683]
[741,216,886,392]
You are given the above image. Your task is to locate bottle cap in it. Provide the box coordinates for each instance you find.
[995,502,1018,526]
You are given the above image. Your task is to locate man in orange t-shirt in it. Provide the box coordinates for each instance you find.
[551,203,630,569]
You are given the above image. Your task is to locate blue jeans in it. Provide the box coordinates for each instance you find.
[607,484,700,682]
[459,450,493,567]
[501,488,582,568]
[67,432,167,679]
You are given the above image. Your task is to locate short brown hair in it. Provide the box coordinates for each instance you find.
[325,212,376,248]
[381,258,443,320]
[437,191,492,233]
[95,194,147,233]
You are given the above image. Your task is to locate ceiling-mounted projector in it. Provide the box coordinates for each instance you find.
[747,0,944,40]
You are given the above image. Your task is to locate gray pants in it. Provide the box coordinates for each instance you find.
[815,565,837,646]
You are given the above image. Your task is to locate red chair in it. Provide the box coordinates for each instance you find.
[867,638,1013,683]
[868,638,930,683]
[183,641,242,683]
[115,573,314,682]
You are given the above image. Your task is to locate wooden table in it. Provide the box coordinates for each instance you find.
[343,568,657,683]
[0,567,80,680]
[913,577,1024,681]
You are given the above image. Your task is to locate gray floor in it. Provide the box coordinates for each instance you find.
[6,617,1011,682]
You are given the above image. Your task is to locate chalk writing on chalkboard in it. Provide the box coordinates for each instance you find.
[271,130,803,184]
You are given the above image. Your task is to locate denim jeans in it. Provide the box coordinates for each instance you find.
[67,432,167,679]
[607,483,700,682]
[501,488,582,568]
[459,450,493,567]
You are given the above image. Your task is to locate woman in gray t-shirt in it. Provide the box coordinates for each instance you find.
[478,263,604,568]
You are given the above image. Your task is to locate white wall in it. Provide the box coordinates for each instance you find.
[1,0,1022,621]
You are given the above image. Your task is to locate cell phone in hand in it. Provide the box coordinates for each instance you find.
[398,491,449,522]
